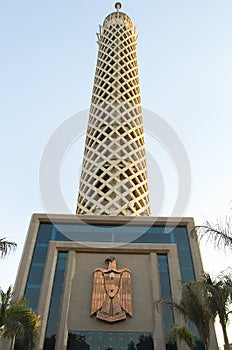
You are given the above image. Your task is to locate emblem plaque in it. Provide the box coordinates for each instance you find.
[90,257,132,323]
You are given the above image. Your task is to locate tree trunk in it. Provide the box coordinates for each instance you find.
[198,329,209,350]
[10,335,15,350]
[221,320,230,350]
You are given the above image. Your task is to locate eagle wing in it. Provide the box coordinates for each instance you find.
[119,269,132,317]
[90,269,106,316]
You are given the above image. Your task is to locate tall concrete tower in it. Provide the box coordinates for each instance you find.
[77,3,150,216]
[6,4,219,350]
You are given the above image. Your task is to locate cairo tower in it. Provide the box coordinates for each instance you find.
[4,4,219,350]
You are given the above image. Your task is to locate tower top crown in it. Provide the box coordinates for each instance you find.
[103,8,132,29]
[115,2,122,11]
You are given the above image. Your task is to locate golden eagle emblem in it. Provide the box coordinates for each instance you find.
[90,257,132,323]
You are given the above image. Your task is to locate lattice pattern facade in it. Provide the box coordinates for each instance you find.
[77,10,150,216]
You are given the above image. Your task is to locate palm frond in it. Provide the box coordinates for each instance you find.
[195,217,232,251]
[202,271,232,349]
[156,281,212,349]
[0,287,13,326]
[0,292,40,349]
[167,324,195,349]
[0,238,17,258]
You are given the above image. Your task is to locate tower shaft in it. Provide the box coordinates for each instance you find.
[77,10,150,216]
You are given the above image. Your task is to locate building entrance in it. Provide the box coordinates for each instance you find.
[67,332,154,350]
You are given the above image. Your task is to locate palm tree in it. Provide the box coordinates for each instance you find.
[0,238,17,258]
[0,285,12,340]
[167,324,195,350]
[195,216,232,251]
[0,287,40,349]
[0,237,40,348]
[158,281,212,350]
[203,272,232,350]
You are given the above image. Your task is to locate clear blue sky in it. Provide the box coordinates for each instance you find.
[0,0,232,346]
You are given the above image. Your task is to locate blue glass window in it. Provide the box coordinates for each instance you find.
[37,223,53,243]
[158,255,173,331]
[32,244,48,264]
[67,331,154,350]
[26,263,44,285]
[24,222,195,313]
[24,286,40,311]
[43,252,67,350]
[134,226,195,282]
[158,254,177,350]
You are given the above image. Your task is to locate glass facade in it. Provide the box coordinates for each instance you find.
[158,255,173,334]
[43,252,67,350]
[158,255,177,350]
[67,331,154,350]
[25,223,195,312]
[24,224,70,311]
[22,221,196,350]
[134,226,195,282]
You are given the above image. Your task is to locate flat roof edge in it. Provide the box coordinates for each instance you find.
[30,213,195,226]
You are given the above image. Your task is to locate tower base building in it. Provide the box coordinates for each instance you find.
[10,214,218,350]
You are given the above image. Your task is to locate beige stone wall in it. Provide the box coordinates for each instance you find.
[69,252,153,332]
[33,239,189,350]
